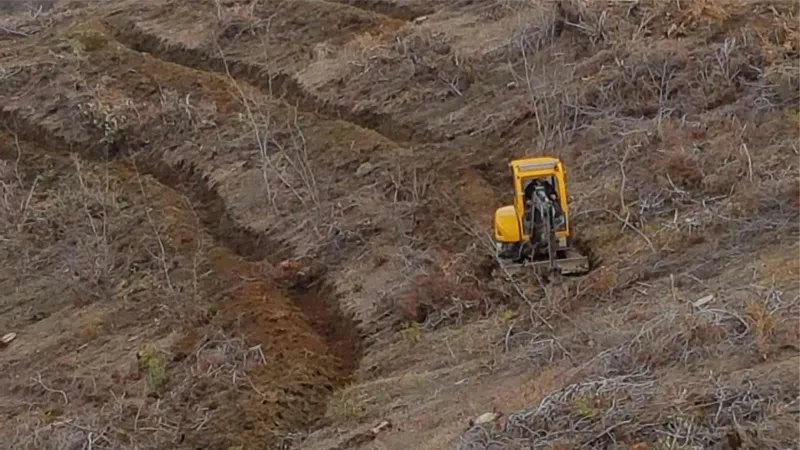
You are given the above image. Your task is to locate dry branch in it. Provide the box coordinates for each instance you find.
[32,372,68,405]
[130,157,175,295]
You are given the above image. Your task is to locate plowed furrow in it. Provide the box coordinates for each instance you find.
[0,103,363,383]
[325,0,434,21]
[108,18,440,145]
[1,103,274,262]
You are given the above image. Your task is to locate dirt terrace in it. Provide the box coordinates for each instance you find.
[0,1,798,450]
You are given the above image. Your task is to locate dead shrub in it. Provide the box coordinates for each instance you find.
[782,179,800,211]
[212,0,263,42]
[744,299,776,356]
[388,29,477,101]
[395,271,482,327]
[659,148,703,190]
[557,0,616,53]
[508,2,562,55]
[701,165,741,197]
[728,188,761,217]
[681,313,726,348]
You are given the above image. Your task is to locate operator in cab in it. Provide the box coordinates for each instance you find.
[523,178,565,229]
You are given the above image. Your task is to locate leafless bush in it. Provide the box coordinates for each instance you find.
[390,28,477,102]
[212,0,267,42]
[395,270,482,326]
[761,60,800,108]
[509,41,583,150]
[191,328,268,379]
[586,309,742,378]
[214,47,322,219]
[459,362,798,450]
[0,156,36,233]
[507,2,561,54]
[384,163,435,204]
[8,416,126,450]
[458,371,656,450]
[558,0,614,51]
[0,152,125,303]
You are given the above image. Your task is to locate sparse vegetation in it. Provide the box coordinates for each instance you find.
[0,0,797,450]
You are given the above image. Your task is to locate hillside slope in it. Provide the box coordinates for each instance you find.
[0,1,797,449]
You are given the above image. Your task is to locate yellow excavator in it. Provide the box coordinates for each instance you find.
[493,156,590,276]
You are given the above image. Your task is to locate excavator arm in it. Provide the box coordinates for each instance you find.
[526,186,559,271]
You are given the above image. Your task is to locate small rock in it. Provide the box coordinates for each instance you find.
[693,294,714,308]
[473,412,500,425]
[277,260,301,279]
[413,15,428,24]
[279,260,301,271]
[371,420,391,435]
[356,162,376,177]
[1,332,16,346]
[203,349,228,367]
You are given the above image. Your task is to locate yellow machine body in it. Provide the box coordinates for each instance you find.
[492,156,589,275]
[493,156,571,245]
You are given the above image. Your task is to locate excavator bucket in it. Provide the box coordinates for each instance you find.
[497,248,590,278]
[546,248,590,275]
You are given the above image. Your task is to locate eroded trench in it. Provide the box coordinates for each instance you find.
[107,16,436,144]
[139,157,365,377]
[0,105,364,426]
[0,12,386,435]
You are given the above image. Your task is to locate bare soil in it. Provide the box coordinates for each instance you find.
[0,1,798,449]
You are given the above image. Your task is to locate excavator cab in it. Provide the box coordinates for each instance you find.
[493,156,589,275]
[522,176,566,236]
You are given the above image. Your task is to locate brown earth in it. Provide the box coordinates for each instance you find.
[0,0,798,449]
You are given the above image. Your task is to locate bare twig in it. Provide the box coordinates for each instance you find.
[439,73,463,97]
[32,372,68,405]
[12,130,24,186]
[130,157,175,295]
[518,34,545,147]
[741,143,753,182]
[73,156,99,237]
[618,146,631,215]
[213,44,307,210]
[181,195,206,302]
[16,174,39,232]
[604,208,656,252]
[0,25,29,38]
[290,105,320,208]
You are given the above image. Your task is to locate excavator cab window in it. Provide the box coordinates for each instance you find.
[522,176,565,233]
[522,176,558,204]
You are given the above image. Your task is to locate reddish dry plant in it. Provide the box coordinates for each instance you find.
[786,180,800,212]
[396,270,482,324]
[659,149,704,191]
